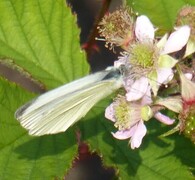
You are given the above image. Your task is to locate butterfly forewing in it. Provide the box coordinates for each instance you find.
[15,70,112,118]
[15,68,122,136]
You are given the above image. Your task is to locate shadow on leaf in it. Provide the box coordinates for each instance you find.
[14,128,77,160]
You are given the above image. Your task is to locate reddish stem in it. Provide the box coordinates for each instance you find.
[84,0,112,59]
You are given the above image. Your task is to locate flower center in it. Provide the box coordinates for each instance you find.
[113,97,131,130]
[97,7,135,49]
[130,42,155,68]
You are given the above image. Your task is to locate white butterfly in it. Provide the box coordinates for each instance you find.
[15,67,123,136]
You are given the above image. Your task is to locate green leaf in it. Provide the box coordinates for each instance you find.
[0,0,89,89]
[127,0,195,31]
[0,77,78,179]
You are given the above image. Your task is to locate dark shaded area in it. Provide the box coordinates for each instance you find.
[65,142,116,180]
[67,0,122,72]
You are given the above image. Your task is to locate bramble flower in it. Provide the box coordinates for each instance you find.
[116,15,191,101]
[105,87,175,149]
[105,92,151,149]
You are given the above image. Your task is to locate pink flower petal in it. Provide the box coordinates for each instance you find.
[112,128,135,140]
[123,76,134,92]
[105,103,115,122]
[126,77,149,101]
[141,86,152,105]
[154,112,175,125]
[135,15,155,42]
[130,120,147,149]
[157,68,173,84]
[162,25,191,54]
[185,73,193,80]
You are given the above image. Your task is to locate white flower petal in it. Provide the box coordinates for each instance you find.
[112,128,134,140]
[157,68,173,84]
[185,73,193,80]
[154,112,175,125]
[105,103,115,122]
[130,120,147,149]
[126,77,149,101]
[162,25,191,54]
[124,76,134,92]
[135,15,155,42]
[141,86,152,105]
